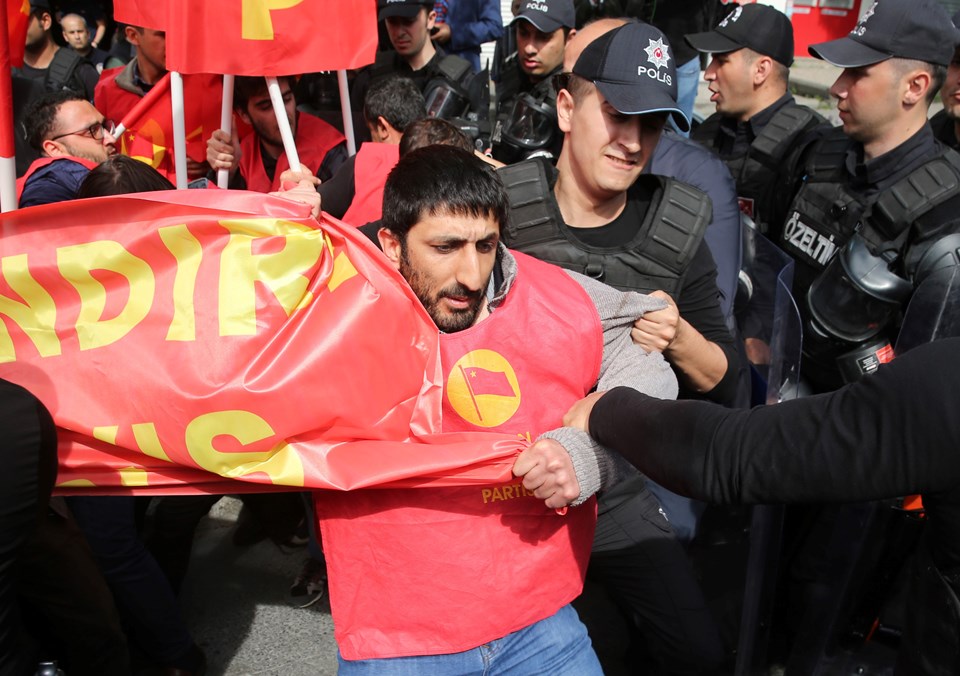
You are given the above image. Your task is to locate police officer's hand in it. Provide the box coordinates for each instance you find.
[563,391,607,434]
[206,128,240,175]
[513,439,580,509]
[631,290,681,353]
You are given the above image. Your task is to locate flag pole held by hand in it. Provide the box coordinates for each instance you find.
[266,76,300,172]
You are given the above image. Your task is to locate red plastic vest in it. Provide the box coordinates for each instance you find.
[16,156,99,201]
[238,112,344,193]
[316,252,602,660]
[341,142,400,226]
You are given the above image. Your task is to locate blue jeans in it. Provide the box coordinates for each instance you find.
[673,57,701,137]
[337,604,602,675]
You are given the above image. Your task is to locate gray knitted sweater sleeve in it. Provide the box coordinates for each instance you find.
[536,271,679,505]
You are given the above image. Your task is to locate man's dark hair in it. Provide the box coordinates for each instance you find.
[234,75,297,112]
[382,145,509,241]
[363,75,426,134]
[22,90,86,150]
[77,155,175,198]
[399,117,472,157]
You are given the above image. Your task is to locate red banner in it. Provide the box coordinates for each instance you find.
[6,0,28,69]
[116,73,222,184]
[0,190,521,494]
[112,0,166,31]
[165,0,378,76]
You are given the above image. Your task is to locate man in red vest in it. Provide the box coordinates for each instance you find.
[319,75,425,225]
[17,90,116,207]
[205,76,347,192]
[316,145,678,673]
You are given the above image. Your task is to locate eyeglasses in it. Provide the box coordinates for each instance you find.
[51,119,116,142]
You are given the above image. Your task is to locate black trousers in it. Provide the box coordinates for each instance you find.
[577,485,725,676]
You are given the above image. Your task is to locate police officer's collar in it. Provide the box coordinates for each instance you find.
[846,123,935,189]
[718,92,794,143]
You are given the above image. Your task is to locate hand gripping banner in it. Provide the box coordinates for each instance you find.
[0,191,522,494]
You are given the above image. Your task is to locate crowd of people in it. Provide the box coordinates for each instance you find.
[3,0,960,674]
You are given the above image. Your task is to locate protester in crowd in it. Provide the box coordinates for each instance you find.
[562,337,960,676]
[17,90,116,207]
[778,0,960,391]
[687,3,830,233]
[94,23,166,121]
[318,75,425,223]
[500,21,738,674]
[930,10,960,150]
[491,0,574,164]
[316,144,679,673]
[430,0,503,72]
[13,0,100,99]
[205,75,347,191]
[61,13,109,73]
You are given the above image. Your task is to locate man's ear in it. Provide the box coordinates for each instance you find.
[373,116,392,142]
[753,55,774,86]
[41,139,66,157]
[125,25,139,47]
[556,87,575,133]
[378,228,403,270]
[426,10,437,31]
[236,107,252,127]
[903,68,932,106]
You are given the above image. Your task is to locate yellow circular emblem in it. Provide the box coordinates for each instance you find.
[446,349,521,428]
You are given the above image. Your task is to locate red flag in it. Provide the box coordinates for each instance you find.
[463,366,516,398]
[112,0,166,30]
[6,0,29,68]
[0,190,521,495]
[166,0,378,76]
[115,73,222,184]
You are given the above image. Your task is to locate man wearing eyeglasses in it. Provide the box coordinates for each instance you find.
[17,90,117,208]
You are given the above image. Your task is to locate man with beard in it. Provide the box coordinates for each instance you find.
[315,145,678,673]
[17,90,117,207]
[205,75,347,191]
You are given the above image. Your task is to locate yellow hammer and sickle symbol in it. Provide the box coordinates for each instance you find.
[241,0,304,40]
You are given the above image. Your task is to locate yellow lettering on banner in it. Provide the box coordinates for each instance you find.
[328,252,359,293]
[57,241,155,351]
[57,479,96,488]
[158,225,202,342]
[132,422,173,463]
[185,410,304,486]
[481,488,493,503]
[119,467,150,487]
[0,254,62,363]
[241,0,304,40]
[93,426,119,444]
[218,220,323,336]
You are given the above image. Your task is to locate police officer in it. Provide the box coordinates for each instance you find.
[686,3,829,233]
[930,11,960,151]
[352,0,487,143]
[561,336,960,676]
[491,0,575,164]
[501,22,739,675]
[779,0,960,391]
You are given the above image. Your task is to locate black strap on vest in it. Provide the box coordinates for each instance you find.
[45,48,84,94]
[751,106,825,169]
[499,159,711,286]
